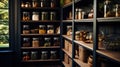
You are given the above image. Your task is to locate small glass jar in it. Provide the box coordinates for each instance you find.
[53,37,60,46]
[44,37,51,47]
[22,52,30,61]
[75,31,80,40]
[50,12,56,20]
[39,25,46,34]
[50,51,57,59]
[41,51,48,59]
[32,0,38,7]
[32,38,39,47]
[51,0,56,8]
[32,12,39,21]
[22,12,30,21]
[23,25,30,34]
[78,9,82,19]
[31,51,37,60]
[25,2,31,8]
[67,26,72,36]
[75,8,79,19]
[23,38,30,47]
[47,25,54,34]
[41,12,48,20]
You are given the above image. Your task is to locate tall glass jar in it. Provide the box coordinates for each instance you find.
[50,12,56,20]
[44,37,51,47]
[22,12,30,21]
[41,51,48,59]
[50,0,56,8]
[53,37,60,46]
[22,25,30,34]
[32,38,39,47]
[23,38,30,47]
[50,51,57,59]
[47,25,54,34]
[31,51,38,60]
[40,0,47,7]
[32,12,39,21]
[39,25,46,34]
[22,52,30,61]
[32,0,38,7]
[41,12,48,20]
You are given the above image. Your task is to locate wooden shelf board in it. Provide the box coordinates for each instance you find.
[63,2,72,8]
[97,17,120,22]
[22,59,60,62]
[21,7,60,10]
[21,46,60,49]
[21,20,61,23]
[74,19,93,22]
[21,34,60,36]
[62,49,72,58]
[74,59,89,67]
[62,20,73,22]
[97,49,120,63]
[74,40,93,51]
[62,61,70,67]
[62,35,72,41]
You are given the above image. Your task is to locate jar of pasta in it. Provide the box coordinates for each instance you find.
[32,38,39,47]
[23,25,30,34]
[39,25,46,34]
[47,25,54,34]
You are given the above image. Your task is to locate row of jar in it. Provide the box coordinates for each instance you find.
[22,25,60,34]
[21,0,57,8]
[22,11,57,21]
[22,37,60,47]
[22,50,58,61]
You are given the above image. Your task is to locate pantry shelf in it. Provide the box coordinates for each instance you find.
[21,46,60,49]
[62,49,72,58]
[74,59,89,67]
[22,59,60,62]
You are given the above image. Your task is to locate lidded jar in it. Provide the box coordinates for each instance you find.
[47,25,54,34]
[41,51,48,59]
[41,12,49,20]
[32,0,38,7]
[31,51,38,60]
[22,12,30,21]
[44,37,51,47]
[39,25,46,34]
[50,12,56,20]
[32,12,39,21]
[22,52,30,61]
[50,0,56,8]
[67,26,72,36]
[23,38,30,47]
[53,37,60,46]
[22,25,30,34]
[32,38,39,47]
[50,51,57,59]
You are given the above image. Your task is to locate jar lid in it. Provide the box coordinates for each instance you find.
[33,38,39,40]
[23,52,29,54]
[51,51,56,53]
[23,25,29,28]
[44,37,51,40]
[23,38,29,41]
[54,37,59,40]
[50,12,56,14]
[39,25,45,27]
[67,26,72,28]
[47,25,53,27]
[75,31,80,34]
[33,12,39,14]
[42,51,48,53]
[31,51,37,54]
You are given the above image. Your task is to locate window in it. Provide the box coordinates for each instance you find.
[0,0,9,48]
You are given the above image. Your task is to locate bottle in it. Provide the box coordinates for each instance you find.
[32,0,38,7]
[32,38,39,47]
[39,25,46,34]
[32,12,39,21]
[78,9,82,19]
[47,25,54,34]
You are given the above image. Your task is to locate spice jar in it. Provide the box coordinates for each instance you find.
[75,31,80,40]
[50,12,56,20]
[25,2,31,8]
[41,51,48,59]
[67,26,72,36]
[47,25,54,34]
[53,37,60,46]
[32,12,39,21]
[22,12,30,21]
[22,52,30,61]
[44,37,51,47]
[32,38,39,47]
[22,25,30,34]
[41,12,48,20]
[23,38,30,47]
[104,0,114,17]
[39,25,46,34]
[31,51,37,60]
[78,9,82,20]
[50,0,56,8]
[32,0,38,7]
[50,51,57,59]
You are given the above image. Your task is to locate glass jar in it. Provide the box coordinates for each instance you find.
[22,25,30,34]
[75,8,79,19]
[31,51,37,60]
[44,37,51,47]
[22,52,30,61]
[67,26,72,36]
[104,0,114,17]
[39,25,46,34]
[40,0,46,7]
[53,37,60,46]
[25,2,31,8]
[32,12,39,21]
[50,12,56,20]
[41,12,48,20]
[22,12,30,21]
[21,2,25,7]
[75,31,80,40]
[32,38,39,47]
[78,9,82,19]
[41,51,48,59]
[47,25,54,34]
[88,9,94,18]
[50,51,57,59]
[51,0,56,8]
[23,38,30,47]
[32,0,38,7]
[115,4,120,17]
